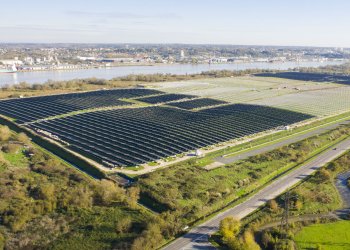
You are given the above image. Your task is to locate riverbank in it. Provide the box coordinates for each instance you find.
[0,60,343,86]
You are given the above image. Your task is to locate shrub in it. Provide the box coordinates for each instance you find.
[115,217,132,234]
[1,143,21,154]
[16,133,30,144]
[219,217,241,240]
[0,126,11,142]
[267,199,279,212]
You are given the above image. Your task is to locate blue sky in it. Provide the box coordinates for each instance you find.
[1,0,349,47]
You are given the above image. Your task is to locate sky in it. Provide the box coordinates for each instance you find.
[0,0,349,47]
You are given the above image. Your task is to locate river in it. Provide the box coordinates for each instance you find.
[0,61,344,86]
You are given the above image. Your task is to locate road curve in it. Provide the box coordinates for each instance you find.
[163,137,350,250]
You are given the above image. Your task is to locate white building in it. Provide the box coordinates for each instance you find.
[180,50,185,59]
[24,57,34,65]
[0,59,23,65]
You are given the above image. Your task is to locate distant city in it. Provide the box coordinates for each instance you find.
[0,44,348,73]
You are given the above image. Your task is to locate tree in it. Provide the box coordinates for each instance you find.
[0,126,11,142]
[115,216,132,234]
[242,231,260,250]
[219,217,241,240]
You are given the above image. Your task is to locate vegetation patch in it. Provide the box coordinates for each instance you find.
[295,221,350,250]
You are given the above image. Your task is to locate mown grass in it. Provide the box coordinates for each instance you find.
[295,221,350,250]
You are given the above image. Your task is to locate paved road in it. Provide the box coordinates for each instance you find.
[216,119,350,165]
[163,137,350,250]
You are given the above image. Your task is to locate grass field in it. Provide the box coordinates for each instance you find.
[295,221,350,250]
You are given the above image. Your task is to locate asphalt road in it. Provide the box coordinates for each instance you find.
[216,119,350,165]
[163,137,350,250]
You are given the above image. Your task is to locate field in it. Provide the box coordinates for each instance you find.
[0,72,350,169]
[295,221,350,250]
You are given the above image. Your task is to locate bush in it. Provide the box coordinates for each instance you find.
[16,133,30,144]
[0,233,5,250]
[131,223,164,250]
[315,169,331,183]
[219,217,241,240]
[1,143,21,154]
[115,217,132,234]
[0,126,11,141]
[267,199,279,212]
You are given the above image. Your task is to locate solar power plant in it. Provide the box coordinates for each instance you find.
[0,88,161,124]
[255,72,350,85]
[136,93,196,104]
[28,104,313,167]
[167,98,228,110]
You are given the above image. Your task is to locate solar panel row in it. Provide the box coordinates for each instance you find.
[137,93,196,104]
[168,98,228,110]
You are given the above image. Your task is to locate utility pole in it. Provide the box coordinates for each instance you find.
[280,190,291,239]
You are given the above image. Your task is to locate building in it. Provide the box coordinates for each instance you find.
[24,57,34,65]
[180,50,185,59]
[0,59,23,65]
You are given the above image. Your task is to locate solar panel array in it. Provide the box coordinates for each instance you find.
[28,104,313,167]
[255,72,350,85]
[168,98,228,110]
[137,93,196,104]
[0,89,161,123]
